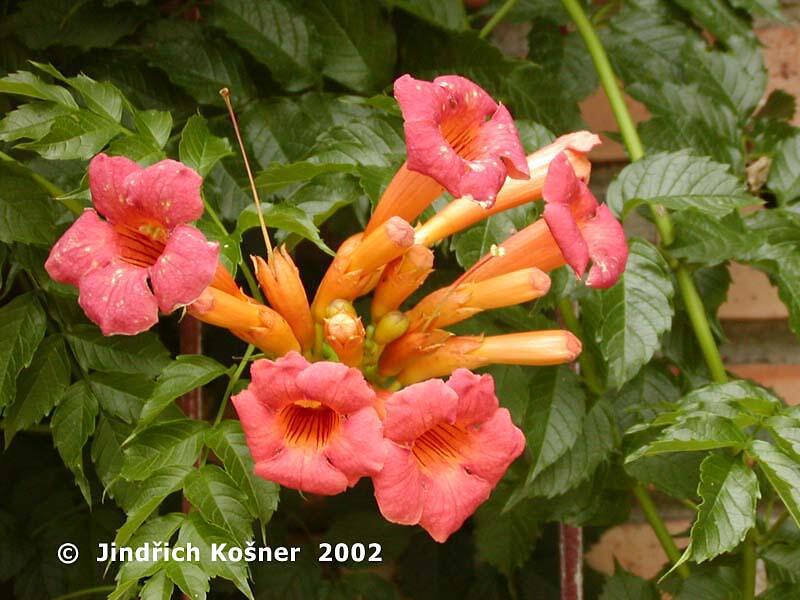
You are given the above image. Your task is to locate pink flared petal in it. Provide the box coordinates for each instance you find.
[88,154,142,224]
[382,378,459,444]
[462,408,526,487]
[543,152,597,219]
[372,442,426,526]
[149,225,219,313]
[249,352,311,410]
[543,203,589,278]
[123,159,203,228]
[296,361,376,414]
[324,407,387,485]
[419,465,493,543]
[473,104,529,180]
[254,445,349,496]
[45,210,119,286]
[394,74,527,204]
[77,260,158,335]
[231,389,284,463]
[446,369,499,426]
[583,204,629,289]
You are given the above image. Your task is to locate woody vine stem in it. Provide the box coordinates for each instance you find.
[560,0,744,588]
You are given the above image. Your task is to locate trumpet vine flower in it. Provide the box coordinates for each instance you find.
[366,75,529,233]
[462,152,628,288]
[232,352,386,495]
[373,369,525,542]
[45,154,219,335]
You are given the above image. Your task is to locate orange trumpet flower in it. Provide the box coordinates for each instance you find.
[395,330,582,384]
[371,245,434,322]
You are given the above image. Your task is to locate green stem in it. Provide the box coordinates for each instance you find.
[633,485,690,579]
[0,150,82,214]
[741,531,757,600]
[478,0,518,39]
[766,510,789,538]
[558,299,604,395]
[52,586,116,600]
[675,267,728,383]
[214,344,255,427]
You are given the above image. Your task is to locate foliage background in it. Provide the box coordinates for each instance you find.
[1,0,799,598]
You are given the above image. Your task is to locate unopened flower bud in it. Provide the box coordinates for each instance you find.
[324,312,366,367]
[373,311,410,346]
[325,298,357,319]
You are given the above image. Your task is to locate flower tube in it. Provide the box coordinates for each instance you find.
[365,75,529,234]
[373,369,525,542]
[405,267,551,331]
[45,154,219,335]
[371,245,434,322]
[232,353,387,495]
[394,330,582,384]
[414,132,600,246]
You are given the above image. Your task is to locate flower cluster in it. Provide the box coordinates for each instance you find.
[47,74,628,543]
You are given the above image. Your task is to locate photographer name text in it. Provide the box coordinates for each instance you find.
[96,542,381,564]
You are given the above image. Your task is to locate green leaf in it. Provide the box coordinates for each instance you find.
[211,0,321,92]
[679,380,782,417]
[108,134,164,165]
[4,0,144,50]
[205,420,279,531]
[0,293,47,408]
[581,238,675,389]
[749,440,800,528]
[675,453,759,568]
[121,419,208,481]
[89,371,155,424]
[606,151,755,217]
[66,324,170,377]
[670,210,756,266]
[133,109,173,149]
[304,0,396,93]
[632,83,742,168]
[309,117,404,167]
[166,561,209,600]
[115,513,184,590]
[730,0,783,19]
[387,0,466,30]
[17,110,122,160]
[115,466,192,547]
[51,381,99,505]
[137,355,227,430]
[522,366,586,482]
[768,132,800,205]
[140,571,173,600]
[256,161,356,195]
[183,465,253,545]
[512,400,616,503]
[0,70,77,107]
[91,416,140,508]
[0,166,62,245]
[67,73,125,122]
[143,21,255,105]
[682,39,766,119]
[176,512,253,600]
[453,207,531,270]
[237,203,333,255]
[178,115,233,177]
[599,567,658,600]
[3,334,71,448]
[0,102,73,142]
[628,415,748,460]
[625,452,704,500]
[613,363,681,431]
[286,173,364,227]
[474,486,541,576]
[672,0,755,45]
[500,62,583,133]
